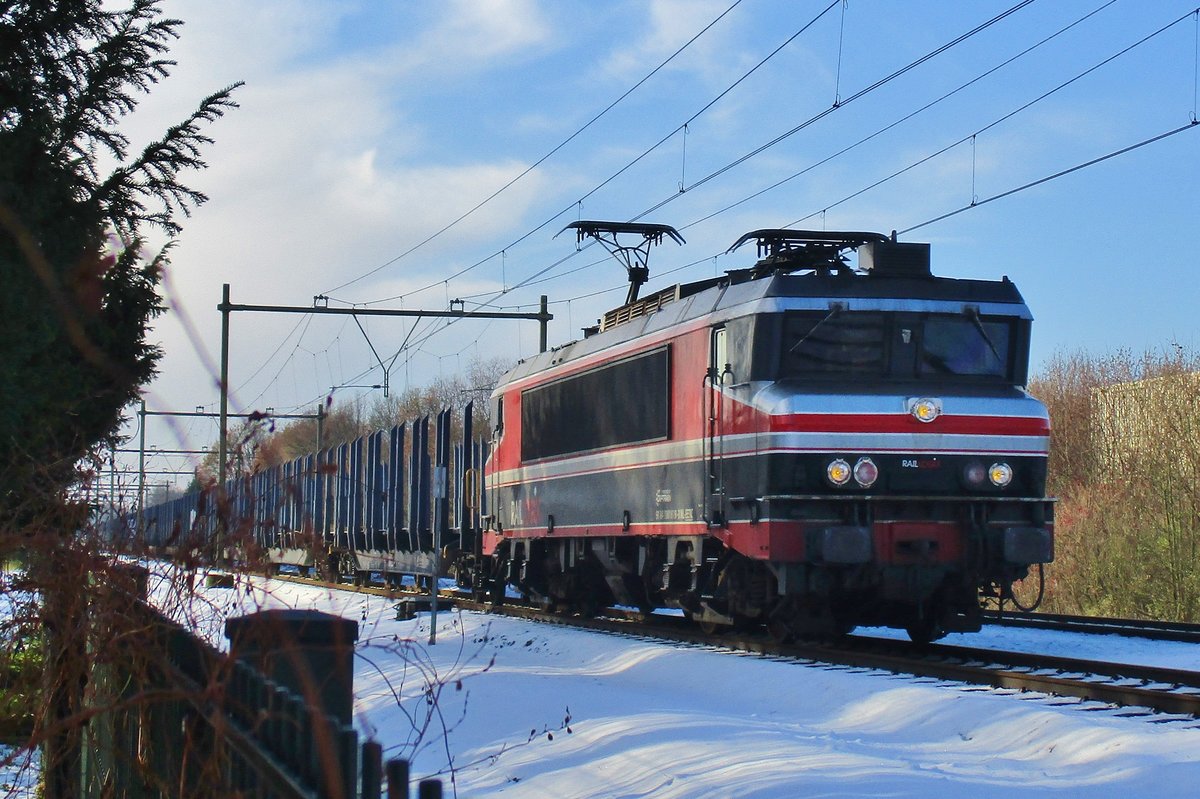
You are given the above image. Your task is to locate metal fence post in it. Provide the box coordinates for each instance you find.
[386,759,410,799]
[225,608,360,793]
[361,741,383,798]
[224,609,358,727]
[417,779,443,799]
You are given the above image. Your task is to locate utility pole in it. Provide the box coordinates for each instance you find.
[317,403,326,452]
[209,284,552,578]
[138,398,323,566]
[429,408,450,645]
[539,294,548,353]
[219,283,231,487]
[137,399,146,534]
[109,453,117,537]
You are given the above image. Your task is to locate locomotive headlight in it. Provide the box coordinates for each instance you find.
[853,457,879,488]
[988,462,1013,487]
[827,458,852,486]
[908,397,942,423]
[964,461,987,486]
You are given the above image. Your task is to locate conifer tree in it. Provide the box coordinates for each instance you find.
[0,0,241,526]
[0,3,240,793]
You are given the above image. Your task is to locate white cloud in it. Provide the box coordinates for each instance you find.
[600,0,734,82]
[380,0,553,79]
[120,1,563,429]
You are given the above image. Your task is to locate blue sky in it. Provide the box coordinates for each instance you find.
[120,0,1199,481]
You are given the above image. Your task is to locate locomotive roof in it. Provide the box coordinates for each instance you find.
[765,271,1025,304]
[499,266,1031,390]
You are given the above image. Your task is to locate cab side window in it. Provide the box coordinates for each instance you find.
[491,396,504,440]
[712,326,728,383]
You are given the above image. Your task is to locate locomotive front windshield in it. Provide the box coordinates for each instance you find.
[781,310,1018,382]
[919,315,1010,378]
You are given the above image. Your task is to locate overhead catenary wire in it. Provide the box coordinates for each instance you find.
[678,0,1119,233]
[310,0,1030,397]
[833,0,847,107]
[506,0,1176,297]
[630,0,1038,222]
[376,0,842,331]
[281,0,908,391]
[332,0,1035,324]
[243,312,314,406]
[346,243,597,389]
[345,0,841,310]
[256,3,1194,418]
[557,122,1200,310]
[1193,8,1199,121]
[438,0,1040,319]
[275,101,1193,416]
[389,0,1041,340]
[899,120,1200,235]
[779,7,1200,228]
[320,0,749,298]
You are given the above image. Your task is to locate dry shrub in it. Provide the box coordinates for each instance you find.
[1030,347,1200,620]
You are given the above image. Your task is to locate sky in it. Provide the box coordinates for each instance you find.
[141,574,1200,797]
[115,0,1200,486]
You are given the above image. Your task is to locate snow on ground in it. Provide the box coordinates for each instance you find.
[179,573,1200,798]
[0,746,37,799]
[856,625,1200,672]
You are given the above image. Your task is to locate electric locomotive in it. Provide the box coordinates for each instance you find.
[479,223,1053,642]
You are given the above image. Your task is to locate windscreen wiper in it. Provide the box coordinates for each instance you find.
[963,306,1003,365]
[789,302,846,353]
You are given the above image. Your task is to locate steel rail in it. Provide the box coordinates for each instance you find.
[828,636,1200,718]
[985,610,1200,644]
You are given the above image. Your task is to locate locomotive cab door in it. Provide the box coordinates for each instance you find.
[706,326,730,526]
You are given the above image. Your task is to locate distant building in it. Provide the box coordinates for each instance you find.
[1092,372,1200,468]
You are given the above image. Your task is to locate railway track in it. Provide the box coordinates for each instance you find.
[985,609,1200,644]
[269,572,1200,720]
[469,600,1200,719]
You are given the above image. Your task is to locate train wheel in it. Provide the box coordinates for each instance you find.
[691,614,722,636]
[766,619,795,644]
[766,596,803,643]
[486,567,507,605]
[905,615,945,645]
[573,588,601,618]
